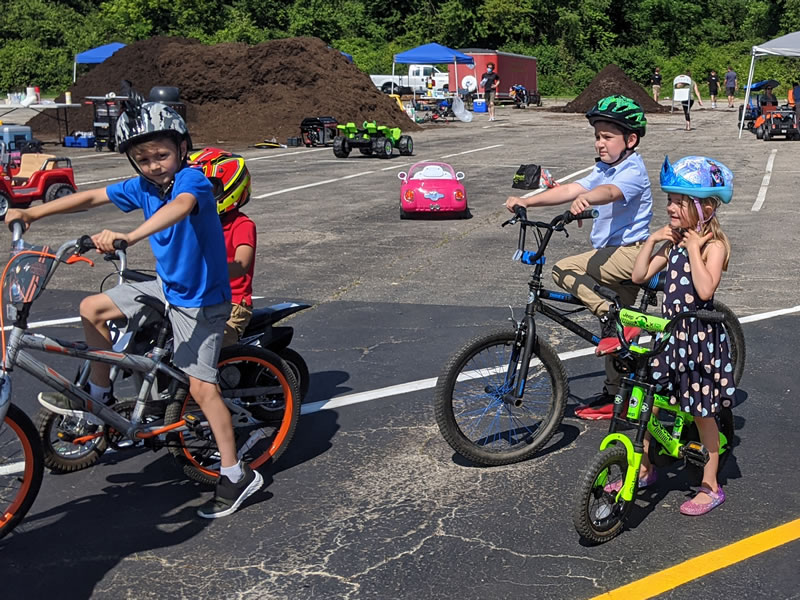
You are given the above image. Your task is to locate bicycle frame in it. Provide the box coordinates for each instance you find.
[594,309,731,503]
[501,224,660,401]
[0,233,195,445]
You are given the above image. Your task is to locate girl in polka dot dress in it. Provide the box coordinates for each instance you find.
[631,155,735,516]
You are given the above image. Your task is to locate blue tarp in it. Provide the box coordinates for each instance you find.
[75,42,126,64]
[393,43,474,65]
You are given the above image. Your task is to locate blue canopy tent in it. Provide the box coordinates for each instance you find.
[391,43,474,95]
[73,42,126,82]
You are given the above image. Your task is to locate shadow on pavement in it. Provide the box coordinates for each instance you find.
[0,454,271,597]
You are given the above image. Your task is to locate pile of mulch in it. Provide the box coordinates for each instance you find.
[554,64,668,113]
[29,36,418,146]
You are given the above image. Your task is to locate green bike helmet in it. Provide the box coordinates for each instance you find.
[586,95,647,138]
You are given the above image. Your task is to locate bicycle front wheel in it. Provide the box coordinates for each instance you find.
[165,346,300,486]
[572,445,634,544]
[434,327,568,466]
[0,404,44,540]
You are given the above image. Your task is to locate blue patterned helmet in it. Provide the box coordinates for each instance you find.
[660,155,733,204]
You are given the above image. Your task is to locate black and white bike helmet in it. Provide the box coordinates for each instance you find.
[115,98,191,155]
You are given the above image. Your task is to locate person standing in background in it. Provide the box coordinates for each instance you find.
[707,70,720,109]
[650,67,663,102]
[724,66,738,109]
[480,62,500,121]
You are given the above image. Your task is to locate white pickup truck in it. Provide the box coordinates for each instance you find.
[370,65,450,94]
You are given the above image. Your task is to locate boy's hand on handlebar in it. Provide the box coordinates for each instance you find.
[505,196,526,212]
[570,196,592,227]
[91,230,130,253]
[5,208,32,229]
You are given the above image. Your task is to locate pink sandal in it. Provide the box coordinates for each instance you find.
[680,485,725,516]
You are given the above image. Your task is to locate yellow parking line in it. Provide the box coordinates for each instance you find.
[590,518,800,600]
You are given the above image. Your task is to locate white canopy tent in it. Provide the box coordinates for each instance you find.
[739,31,800,138]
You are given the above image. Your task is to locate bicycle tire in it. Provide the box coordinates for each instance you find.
[164,346,300,486]
[0,404,44,540]
[433,327,567,466]
[712,299,745,386]
[36,409,108,473]
[274,347,310,402]
[572,445,634,544]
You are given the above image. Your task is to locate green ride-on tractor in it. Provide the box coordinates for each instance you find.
[333,121,413,159]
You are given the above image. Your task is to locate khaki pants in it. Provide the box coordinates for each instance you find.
[222,302,253,347]
[552,244,643,393]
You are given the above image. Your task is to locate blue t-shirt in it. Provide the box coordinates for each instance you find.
[574,152,653,249]
[106,167,231,307]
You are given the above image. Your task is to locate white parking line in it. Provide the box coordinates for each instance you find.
[76,175,129,186]
[752,149,777,211]
[440,144,503,159]
[300,304,799,415]
[247,147,330,162]
[254,170,375,198]
[520,166,593,198]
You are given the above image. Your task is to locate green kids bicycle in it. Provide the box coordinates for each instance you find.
[572,286,735,544]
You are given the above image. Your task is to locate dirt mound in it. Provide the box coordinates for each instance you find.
[29,36,418,146]
[555,64,668,113]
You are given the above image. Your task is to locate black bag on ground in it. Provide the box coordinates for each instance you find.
[511,164,542,189]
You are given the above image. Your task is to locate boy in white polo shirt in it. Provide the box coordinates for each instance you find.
[506,95,653,420]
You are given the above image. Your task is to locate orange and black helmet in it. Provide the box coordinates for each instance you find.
[188,147,251,215]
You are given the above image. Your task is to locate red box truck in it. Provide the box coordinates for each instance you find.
[447,49,539,104]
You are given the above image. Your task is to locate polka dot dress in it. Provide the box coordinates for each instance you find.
[650,246,736,416]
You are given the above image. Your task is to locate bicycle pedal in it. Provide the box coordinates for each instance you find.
[183,413,208,437]
[681,441,709,467]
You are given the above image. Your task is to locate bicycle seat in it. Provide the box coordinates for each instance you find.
[595,327,642,356]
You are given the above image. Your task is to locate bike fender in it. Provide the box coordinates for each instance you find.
[599,434,639,502]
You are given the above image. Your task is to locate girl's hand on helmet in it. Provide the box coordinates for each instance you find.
[91,230,130,253]
[678,229,712,252]
[651,225,681,244]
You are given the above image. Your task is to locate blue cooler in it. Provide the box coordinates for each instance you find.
[473,98,487,113]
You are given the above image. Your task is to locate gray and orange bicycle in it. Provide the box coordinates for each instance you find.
[0,221,299,539]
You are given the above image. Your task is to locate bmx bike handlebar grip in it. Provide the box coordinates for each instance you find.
[513,205,528,219]
[695,310,725,323]
[7,219,25,237]
[77,236,128,253]
[593,284,619,302]
[564,209,599,224]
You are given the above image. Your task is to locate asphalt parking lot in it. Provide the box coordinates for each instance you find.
[1,104,798,599]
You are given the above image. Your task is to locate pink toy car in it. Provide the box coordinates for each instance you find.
[398,161,469,219]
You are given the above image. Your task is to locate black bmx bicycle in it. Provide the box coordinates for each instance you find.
[433,207,745,466]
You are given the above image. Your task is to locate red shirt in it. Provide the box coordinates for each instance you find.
[221,211,256,305]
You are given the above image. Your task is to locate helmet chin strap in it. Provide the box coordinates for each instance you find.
[692,197,716,232]
[597,147,634,166]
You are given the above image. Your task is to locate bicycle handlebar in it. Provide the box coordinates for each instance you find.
[504,207,599,265]
[7,220,24,242]
[77,236,128,254]
[594,284,726,357]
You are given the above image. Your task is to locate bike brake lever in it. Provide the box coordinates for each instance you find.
[66,255,94,266]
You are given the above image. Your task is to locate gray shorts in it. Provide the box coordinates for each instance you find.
[105,279,229,383]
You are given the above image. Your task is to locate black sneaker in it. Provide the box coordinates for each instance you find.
[196,462,264,519]
[38,390,114,425]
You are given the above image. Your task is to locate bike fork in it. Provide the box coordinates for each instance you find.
[502,314,536,406]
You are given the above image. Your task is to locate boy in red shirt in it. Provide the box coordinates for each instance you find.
[190,148,256,344]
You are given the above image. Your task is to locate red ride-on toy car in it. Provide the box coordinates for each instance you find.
[0,143,77,219]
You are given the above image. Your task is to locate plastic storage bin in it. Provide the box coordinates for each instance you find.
[473,99,487,113]
[64,135,95,148]
[0,125,33,150]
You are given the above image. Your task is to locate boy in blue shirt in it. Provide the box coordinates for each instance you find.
[505,95,653,420]
[7,99,263,518]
